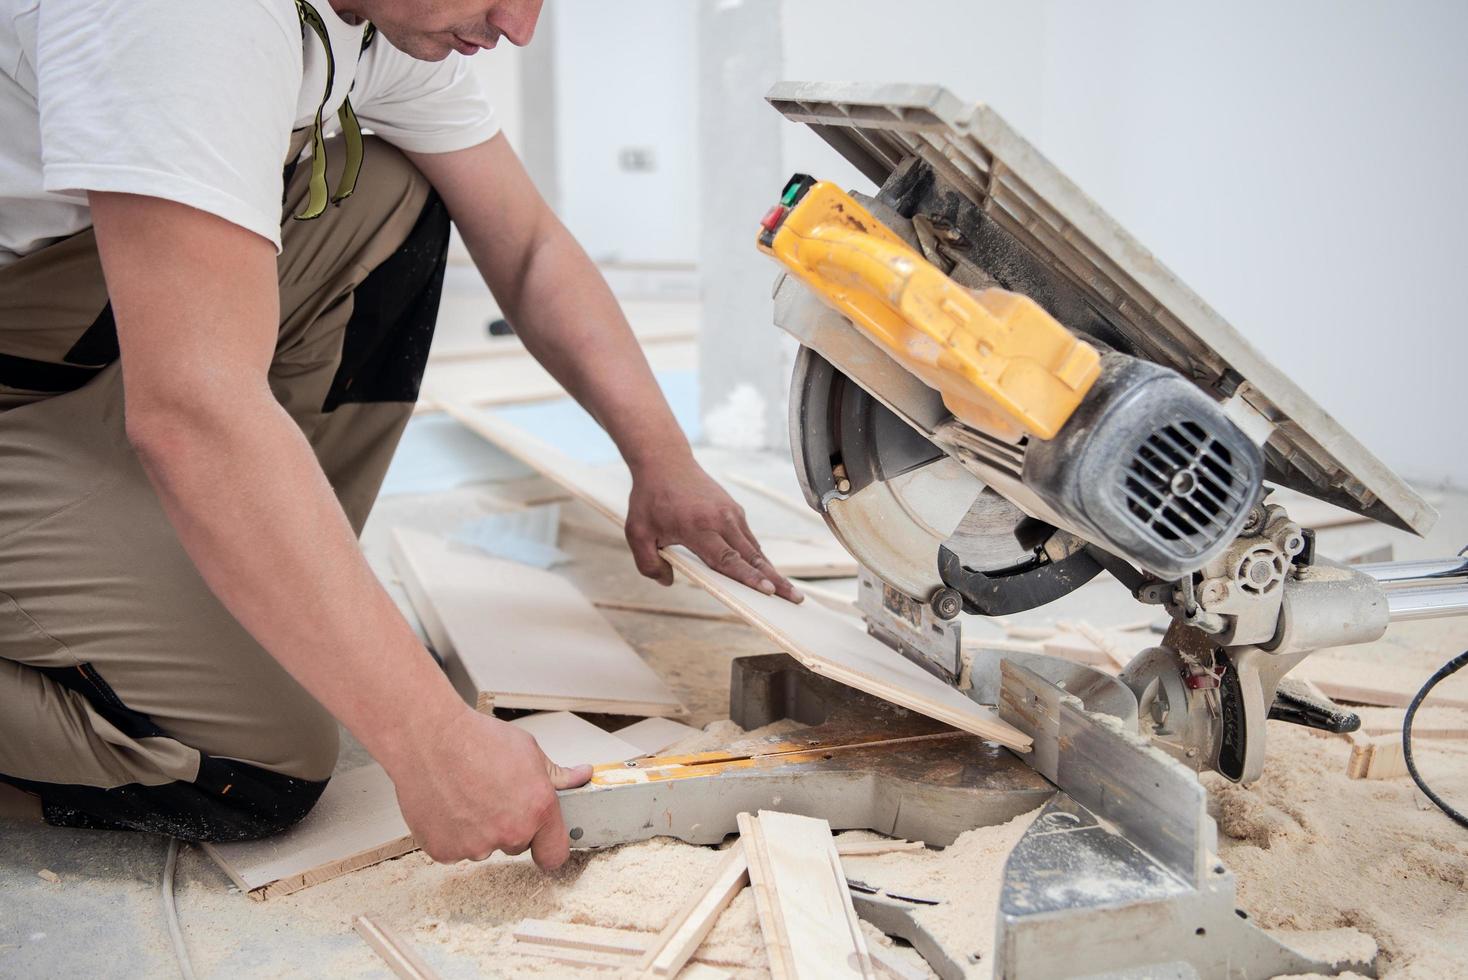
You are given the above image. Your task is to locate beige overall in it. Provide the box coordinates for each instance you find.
[0,131,448,840]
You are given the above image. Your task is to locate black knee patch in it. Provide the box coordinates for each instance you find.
[4,662,331,842]
[1,761,329,842]
[321,190,450,412]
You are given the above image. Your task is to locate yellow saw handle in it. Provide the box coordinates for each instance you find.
[757,178,1100,442]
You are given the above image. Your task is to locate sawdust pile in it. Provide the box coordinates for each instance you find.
[1208,720,1468,978]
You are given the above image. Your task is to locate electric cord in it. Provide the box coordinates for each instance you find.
[1402,648,1468,830]
[162,837,198,980]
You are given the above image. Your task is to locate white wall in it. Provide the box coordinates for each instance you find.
[772,0,1468,487]
[546,0,697,265]
[1032,1,1468,489]
[523,1,1467,485]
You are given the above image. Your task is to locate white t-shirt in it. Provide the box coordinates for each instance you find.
[0,0,500,267]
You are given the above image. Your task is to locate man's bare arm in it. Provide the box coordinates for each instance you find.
[90,192,586,866]
[407,135,801,601]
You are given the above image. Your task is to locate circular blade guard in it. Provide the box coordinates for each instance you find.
[790,347,1099,614]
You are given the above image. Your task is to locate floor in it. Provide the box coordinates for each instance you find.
[2,284,1466,977]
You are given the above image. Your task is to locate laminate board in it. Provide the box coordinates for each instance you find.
[433,402,1032,752]
[391,528,683,717]
[202,764,412,901]
[510,711,643,767]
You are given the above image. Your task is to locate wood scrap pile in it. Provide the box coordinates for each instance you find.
[502,810,925,979]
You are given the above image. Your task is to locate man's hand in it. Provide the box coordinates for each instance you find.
[390,708,592,868]
[625,454,803,603]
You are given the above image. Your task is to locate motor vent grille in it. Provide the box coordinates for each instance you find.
[1122,420,1247,558]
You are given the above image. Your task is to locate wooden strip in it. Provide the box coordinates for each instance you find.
[724,473,825,525]
[639,846,750,976]
[832,839,925,857]
[868,944,929,980]
[391,529,683,718]
[789,579,860,615]
[738,812,793,979]
[203,764,414,901]
[592,598,742,623]
[740,811,875,979]
[509,941,631,969]
[1361,724,1468,741]
[514,918,650,956]
[1297,657,1468,710]
[353,916,440,980]
[434,403,1031,752]
[760,537,859,579]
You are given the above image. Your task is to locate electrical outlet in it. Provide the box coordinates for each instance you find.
[618,146,657,173]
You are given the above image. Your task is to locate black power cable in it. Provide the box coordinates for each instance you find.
[1402,649,1468,829]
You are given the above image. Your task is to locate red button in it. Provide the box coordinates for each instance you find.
[760,204,787,232]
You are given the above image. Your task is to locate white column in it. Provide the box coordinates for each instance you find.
[696,0,792,452]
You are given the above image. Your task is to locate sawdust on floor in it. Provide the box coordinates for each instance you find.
[169,707,1467,979]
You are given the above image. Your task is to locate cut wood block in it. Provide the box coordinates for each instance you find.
[203,764,413,901]
[1296,657,1468,710]
[639,846,750,977]
[391,529,683,718]
[739,810,875,980]
[510,712,643,767]
[1346,733,1409,780]
[615,717,702,756]
[435,402,1031,752]
[353,915,440,980]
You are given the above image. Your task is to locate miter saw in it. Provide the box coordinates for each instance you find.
[557,83,1468,980]
[755,83,1468,791]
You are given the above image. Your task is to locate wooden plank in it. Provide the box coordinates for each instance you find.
[423,339,696,410]
[868,944,929,980]
[353,916,440,980]
[514,918,651,956]
[203,764,413,901]
[739,811,874,980]
[638,846,750,977]
[592,598,742,623]
[391,529,683,718]
[832,839,926,857]
[1296,657,1468,710]
[512,919,744,970]
[429,323,694,364]
[510,712,643,767]
[790,579,860,616]
[434,402,1032,752]
[738,812,793,979]
[723,473,825,525]
[614,717,702,756]
[760,537,859,579]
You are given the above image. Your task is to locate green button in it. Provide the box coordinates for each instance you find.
[781,181,801,206]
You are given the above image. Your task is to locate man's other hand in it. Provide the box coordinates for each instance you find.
[625,456,803,604]
[392,709,592,868]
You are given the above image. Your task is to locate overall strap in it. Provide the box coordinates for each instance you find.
[293,0,368,219]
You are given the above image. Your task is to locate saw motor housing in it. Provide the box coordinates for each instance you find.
[760,176,1264,588]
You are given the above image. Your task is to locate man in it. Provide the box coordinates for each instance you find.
[0,0,800,871]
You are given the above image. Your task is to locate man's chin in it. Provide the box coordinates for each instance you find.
[375,25,453,62]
